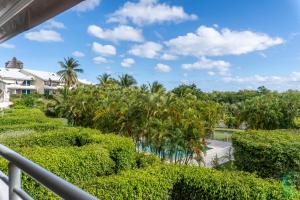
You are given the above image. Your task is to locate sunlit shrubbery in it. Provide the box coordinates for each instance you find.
[82,165,299,200]
[233,130,300,188]
[0,126,138,198]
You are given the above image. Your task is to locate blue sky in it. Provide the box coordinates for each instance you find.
[1,0,300,91]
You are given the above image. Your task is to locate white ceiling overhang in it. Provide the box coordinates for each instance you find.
[0,0,82,43]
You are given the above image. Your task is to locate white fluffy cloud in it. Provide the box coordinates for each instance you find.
[155,63,171,73]
[167,26,284,57]
[92,42,116,56]
[93,56,108,64]
[0,43,15,48]
[182,57,231,76]
[222,72,300,90]
[45,20,65,29]
[87,25,143,42]
[129,41,162,59]
[73,0,101,12]
[107,0,197,26]
[25,29,63,42]
[121,58,135,67]
[223,73,298,84]
[72,51,85,57]
[160,53,177,60]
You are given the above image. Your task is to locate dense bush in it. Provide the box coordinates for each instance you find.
[82,165,299,200]
[232,130,300,181]
[135,153,161,168]
[0,120,137,199]
[0,145,114,199]
[0,108,66,132]
[1,127,136,172]
[239,94,300,129]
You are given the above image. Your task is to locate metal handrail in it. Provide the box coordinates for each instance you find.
[0,144,98,200]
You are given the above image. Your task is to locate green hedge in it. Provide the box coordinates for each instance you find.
[135,153,161,168]
[0,108,66,132]
[232,130,300,181]
[82,165,299,200]
[1,127,136,173]
[0,145,114,199]
[0,127,137,199]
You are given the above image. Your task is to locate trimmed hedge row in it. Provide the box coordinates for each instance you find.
[0,108,66,132]
[0,145,114,199]
[1,127,136,173]
[232,130,300,180]
[81,165,299,200]
[0,126,137,199]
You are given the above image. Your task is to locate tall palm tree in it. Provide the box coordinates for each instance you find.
[118,74,137,87]
[140,84,149,92]
[57,57,83,88]
[149,81,165,93]
[97,73,111,85]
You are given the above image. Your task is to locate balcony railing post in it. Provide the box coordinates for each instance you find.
[8,162,21,200]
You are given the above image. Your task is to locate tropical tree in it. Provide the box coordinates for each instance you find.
[118,74,137,87]
[172,84,204,99]
[140,84,149,93]
[149,81,165,93]
[96,73,119,86]
[57,57,83,88]
[97,73,111,85]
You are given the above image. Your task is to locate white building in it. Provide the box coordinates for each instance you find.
[0,57,66,105]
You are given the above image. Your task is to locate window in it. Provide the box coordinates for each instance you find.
[22,80,31,86]
[22,89,31,95]
[44,89,50,95]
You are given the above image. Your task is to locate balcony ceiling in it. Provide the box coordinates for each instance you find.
[0,0,82,43]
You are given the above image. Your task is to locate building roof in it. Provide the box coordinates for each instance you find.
[0,68,33,80]
[5,57,23,69]
[23,69,61,82]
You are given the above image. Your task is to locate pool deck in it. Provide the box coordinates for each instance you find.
[203,139,233,167]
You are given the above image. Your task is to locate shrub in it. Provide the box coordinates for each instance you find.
[1,127,136,173]
[0,145,114,199]
[135,153,161,168]
[82,165,299,200]
[232,130,300,180]
[0,126,137,199]
[81,165,178,200]
[0,108,66,132]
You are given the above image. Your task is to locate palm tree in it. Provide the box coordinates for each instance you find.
[57,57,83,88]
[118,74,137,87]
[149,81,165,93]
[140,84,149,92]
[97,73,111,85]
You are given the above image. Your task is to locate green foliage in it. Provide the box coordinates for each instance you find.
[0,145,114,199]
[82,165,299,200]
[10,94,50,110]
[135,153,161,168]
[240,93,300,129]
[1,127,136,173]
[118,74,137,87]
[14,95,35,107]
[0,108,66,132]
[50,84,223,163]
[232,130,300,182]
[172,84,205,99]
[0,126,137,199]
[57,57,83,87]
